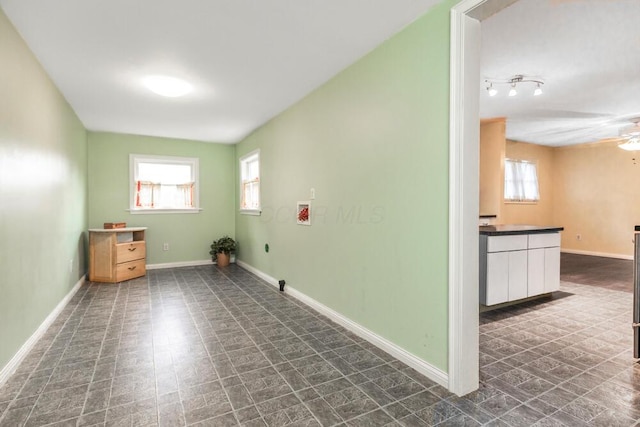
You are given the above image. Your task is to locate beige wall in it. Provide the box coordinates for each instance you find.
[553,141,640,257]
[502,139,555,226]
[479,119,506,221]
[480,132,640,258]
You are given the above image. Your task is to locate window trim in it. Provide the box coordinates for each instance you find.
[239,149,261,215]
[129,154,201,214]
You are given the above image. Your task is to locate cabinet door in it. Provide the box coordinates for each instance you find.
[486,252,509,305]
[508,250,528,301]
[544,247,561,293]
[527,248,545,296]
[89,232,116,282]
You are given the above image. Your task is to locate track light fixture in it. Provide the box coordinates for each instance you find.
[485,74,544,97]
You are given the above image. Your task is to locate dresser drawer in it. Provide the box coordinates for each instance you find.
[116,241,146,264]
[116,259,146,282]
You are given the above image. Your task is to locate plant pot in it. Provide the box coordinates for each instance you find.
[216,252,230,267]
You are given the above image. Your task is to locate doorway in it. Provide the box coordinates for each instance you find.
[448,0,519,396]
[450,0,640,396]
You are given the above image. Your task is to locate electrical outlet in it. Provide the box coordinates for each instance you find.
[163,243,169,251]
[576,234,582,241]
[310,188,316,199]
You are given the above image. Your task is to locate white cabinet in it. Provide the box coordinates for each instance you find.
[527,248,545,296]
[528,233,561,295]
[480,235,528,305]
[481,231,561,306]
[544,247,560,292]
[508,250,528,301]
[485,252,509,305]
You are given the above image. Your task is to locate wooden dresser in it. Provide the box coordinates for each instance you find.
[89,227,147,283]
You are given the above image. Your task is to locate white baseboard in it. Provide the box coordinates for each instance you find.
[561,248,633,261]
[236,260,280,287]
[0,275,86,387]
[146,259,213,270]
[236,260,449,389]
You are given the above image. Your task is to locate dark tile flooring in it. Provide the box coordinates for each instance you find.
[0,259,638,426]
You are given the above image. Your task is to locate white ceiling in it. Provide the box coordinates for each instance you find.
[0,0,440,144]
[480,0,640,146]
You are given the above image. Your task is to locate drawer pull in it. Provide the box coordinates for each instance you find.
[128,266,137,271]
[128,247,137,252]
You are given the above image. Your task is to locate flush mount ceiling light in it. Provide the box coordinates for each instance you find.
[142,75,193,97]
[485,74,544,97]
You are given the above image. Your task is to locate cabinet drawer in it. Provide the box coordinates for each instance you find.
[487,235,528,252]
[528,233,560,249]
[116,241,146,264]
[116,259,146,282]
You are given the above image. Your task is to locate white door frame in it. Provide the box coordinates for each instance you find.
[448,0,500,396]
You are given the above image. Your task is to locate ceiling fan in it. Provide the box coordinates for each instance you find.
[598,119,640,151]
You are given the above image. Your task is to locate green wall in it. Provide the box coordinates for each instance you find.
[235,1,454,371]
[87,132,235,265]
[1,0,458,378]
[0,9,88,369]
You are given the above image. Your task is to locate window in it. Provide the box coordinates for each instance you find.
[130,154,199,213]
[240,150,260,213]
[504,159,539,202]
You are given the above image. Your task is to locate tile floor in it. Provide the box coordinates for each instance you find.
[0,262,637,426]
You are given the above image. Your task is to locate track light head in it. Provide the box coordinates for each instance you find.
[534,83,543,96]
[508,84,517,97]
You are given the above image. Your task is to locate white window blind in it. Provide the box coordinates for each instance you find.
[504,159,539,202]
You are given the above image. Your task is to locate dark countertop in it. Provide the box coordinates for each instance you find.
[480,224,564,236]
[636,225,640,231]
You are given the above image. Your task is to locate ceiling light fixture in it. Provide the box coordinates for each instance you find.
[142,75,193,97]
[485,74,544,98]
[618,137,640,151]
[618,122,640,151]
[534,83,543,96]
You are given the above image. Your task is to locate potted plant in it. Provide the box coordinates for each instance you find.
[210,236,237,267]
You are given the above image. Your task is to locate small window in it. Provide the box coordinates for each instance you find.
[130,154,199,213]
[504,159,539,202]
[240,150,260,214]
